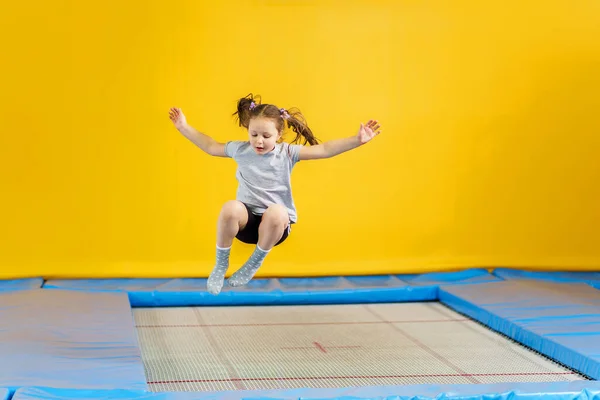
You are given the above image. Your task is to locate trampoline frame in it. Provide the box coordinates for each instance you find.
[1,268,600,400]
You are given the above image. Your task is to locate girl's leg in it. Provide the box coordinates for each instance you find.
[216,200,249,248]
[207,200,248,295]
[257,204,290,251]
[227,204,289,287]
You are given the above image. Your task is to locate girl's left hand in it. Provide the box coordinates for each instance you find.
[357,119,381,144]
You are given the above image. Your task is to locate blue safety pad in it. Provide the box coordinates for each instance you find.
[398,268,502,286]
[492,268,600,289]
[0,389,8,400]
[439,280,600,380]
[0,289,148,394]
[0,278,43,292]
[12,381,600,400]
[43,276,437,306]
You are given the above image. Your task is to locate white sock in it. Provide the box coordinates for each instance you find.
[206,245,231,295]
[227,245,269,287]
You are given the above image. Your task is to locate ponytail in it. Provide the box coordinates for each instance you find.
[282,108,319,146]
[233,93,261,129]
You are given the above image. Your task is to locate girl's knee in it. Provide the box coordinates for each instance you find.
[263,204,289,226]
[220,200,246,220]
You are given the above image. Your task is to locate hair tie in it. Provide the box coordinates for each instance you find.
[280,108,290,120]
[249,101,257,110]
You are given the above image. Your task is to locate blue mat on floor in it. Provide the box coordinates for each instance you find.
[42,270,503,307]
[439,280,600,380]
[398,268,501,286]
[0,290,148,395]
[492,268,600,289]
[12,381,600,400]
[0,278,43,292]
[43,275,439,306]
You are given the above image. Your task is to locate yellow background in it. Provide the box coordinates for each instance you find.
[1,0,599,279]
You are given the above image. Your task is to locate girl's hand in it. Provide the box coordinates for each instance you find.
[169,107,187,130]
[357,119,381,145]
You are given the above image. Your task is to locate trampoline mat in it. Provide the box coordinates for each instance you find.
[133,302,587,392]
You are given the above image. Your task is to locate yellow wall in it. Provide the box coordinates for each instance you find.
[1,0,599,279]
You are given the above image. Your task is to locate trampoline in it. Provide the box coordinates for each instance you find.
[135,303,585,392]
[1,268,600,400]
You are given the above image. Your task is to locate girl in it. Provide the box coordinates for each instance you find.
[169,94,381,294]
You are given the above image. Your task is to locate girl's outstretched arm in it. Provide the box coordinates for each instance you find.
[169,107,227,157]
[298,119,381,160]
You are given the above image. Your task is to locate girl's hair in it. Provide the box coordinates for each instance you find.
[233,93,320,145]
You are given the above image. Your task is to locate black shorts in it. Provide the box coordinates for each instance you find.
[235,203,292,246]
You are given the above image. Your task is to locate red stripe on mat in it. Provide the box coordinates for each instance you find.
[148,372,578,385]
[136,319,468,328]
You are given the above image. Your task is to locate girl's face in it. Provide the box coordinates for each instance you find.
[248,117,282,154]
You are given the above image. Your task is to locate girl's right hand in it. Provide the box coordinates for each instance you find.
[169,107,187,130]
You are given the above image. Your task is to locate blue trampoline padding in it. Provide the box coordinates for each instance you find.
[0,278,44,292]
[492,268,600,289]
[12,381,600,400]
[43,276,437,306]
[0,289,148,393]
[0,389,8,400]
[439,280,600,380]
[398,268,502,286]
